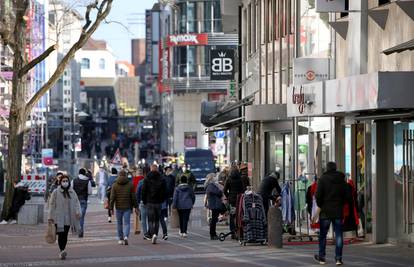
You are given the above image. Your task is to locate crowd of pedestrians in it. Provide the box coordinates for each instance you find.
[44,159,348,265]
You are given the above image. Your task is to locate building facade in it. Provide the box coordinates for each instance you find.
[159,0,239,155]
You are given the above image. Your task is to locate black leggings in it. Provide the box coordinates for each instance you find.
[56,225,70,251]
[178,209,191,234]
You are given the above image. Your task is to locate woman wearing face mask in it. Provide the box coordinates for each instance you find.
[48,175,81,260]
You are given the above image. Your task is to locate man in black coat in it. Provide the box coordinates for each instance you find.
[314,162,347,265]
[142,164,167,244]
[163,166,176,215]
[258,172,281,217]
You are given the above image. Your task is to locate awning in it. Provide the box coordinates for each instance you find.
[201,95,254,127]
[204,117,244,133]
[383,39,414,55]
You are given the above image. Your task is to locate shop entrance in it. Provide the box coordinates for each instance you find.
[265,132,292,182]
[393,122,414,243]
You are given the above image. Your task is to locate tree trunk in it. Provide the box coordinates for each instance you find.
[1,0,28,220]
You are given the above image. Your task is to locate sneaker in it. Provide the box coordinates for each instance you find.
[107,217,112,223]
[210,235,219,240]
[152,234,157,244]
[124,237,128,246]
[314,255,326,265]
[0,220,8,225]
[182,233,188,238]
[336,260,343,265]
[162,234,168,240]
[59,250,67,260]
[144,234,152,241]
[118,240,124,245]
[9,220,17,225]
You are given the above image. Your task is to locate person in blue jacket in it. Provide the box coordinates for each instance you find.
[172,175,195,238]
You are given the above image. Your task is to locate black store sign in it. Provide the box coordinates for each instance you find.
[210,49,235,80]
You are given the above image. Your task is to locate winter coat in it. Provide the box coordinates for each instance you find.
[11,187,31,214]
[110,174,137,211]
[173,184,195,210]
[316,170,347,219]
[223,171,244,206]
[240,168,250,190]
[258,175,281,201]
[48,186,81,233]
[205,182,224,210]
[164,174,176,198]
[142,171,167,205]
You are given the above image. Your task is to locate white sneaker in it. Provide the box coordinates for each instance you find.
[182,233,188,238]
[59,250,67,260]
[123,237,128,245]
[0,220,8,225]
[107,216,112,223]
[9,220,17,225]
[118,240,124,245]
[152,234,157,244]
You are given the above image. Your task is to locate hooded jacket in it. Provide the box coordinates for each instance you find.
[258,175,281,201]
[142,171,167,205]
[110,173,137,210]
[316,170,347,219]
[73,174,92,201]
[223,171,244,206]
[173,184,195,210]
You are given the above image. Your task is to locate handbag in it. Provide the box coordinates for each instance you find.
[134,212,141,235]
[104,199,109,209]
[45,222,56,244]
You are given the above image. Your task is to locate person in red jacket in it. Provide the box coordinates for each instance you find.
[132,167,144,193]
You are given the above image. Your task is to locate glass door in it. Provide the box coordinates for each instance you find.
[265,132,292,182]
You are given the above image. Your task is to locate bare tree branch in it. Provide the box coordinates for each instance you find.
[18,44,59,78]
[104,19,134,36]
[83,0,99,32]
[25,0,113,113]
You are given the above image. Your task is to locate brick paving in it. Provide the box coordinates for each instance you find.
[0,196,413,267]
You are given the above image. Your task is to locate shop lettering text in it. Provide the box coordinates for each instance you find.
[292,86,305,114]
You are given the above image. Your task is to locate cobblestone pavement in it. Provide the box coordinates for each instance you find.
[0,196,413,267]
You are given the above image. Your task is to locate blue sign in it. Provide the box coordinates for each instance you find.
[214,131,225,138]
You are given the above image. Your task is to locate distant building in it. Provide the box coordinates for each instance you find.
[116,61,135,77]
[131,39,146,80]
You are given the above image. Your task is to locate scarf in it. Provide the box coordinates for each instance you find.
[49,186,81,233]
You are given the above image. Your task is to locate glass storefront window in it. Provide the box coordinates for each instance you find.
[265,132,292,182]
[299,0,331,57]
[187,2,197,33]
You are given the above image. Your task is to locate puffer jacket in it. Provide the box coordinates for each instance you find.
[110,174,137,210]
[173,184,195,210]
[205,182,223,210]
[316,170,347,219]
[142,171,167,204]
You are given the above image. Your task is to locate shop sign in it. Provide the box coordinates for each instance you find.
[167,33,208,47]
[210,49,235,81]
[41,148,53,166]
[184,132,197,148]
[287,82,324,117]
[293,58,330,85]
[316,0,347,13]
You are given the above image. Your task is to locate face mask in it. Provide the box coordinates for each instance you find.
[61,181,69,188]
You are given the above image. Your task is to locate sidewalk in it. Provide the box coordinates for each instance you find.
[0,196,413,266]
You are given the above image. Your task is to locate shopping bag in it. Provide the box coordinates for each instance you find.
[134,212,141,235]
[104,199,109,209]
[45,222,56,244]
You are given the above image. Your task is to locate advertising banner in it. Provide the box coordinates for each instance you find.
[167,33,208,47]
[210,49,235,81]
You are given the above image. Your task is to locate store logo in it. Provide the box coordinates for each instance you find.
[210,49,235,81]
[306,70,316,81]
[170,34,198,45]
[292,86,305,114]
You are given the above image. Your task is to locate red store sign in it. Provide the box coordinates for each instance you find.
[166,33,208,47]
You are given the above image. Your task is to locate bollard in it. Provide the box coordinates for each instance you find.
[267,205,283,248]
[170,208,179,228]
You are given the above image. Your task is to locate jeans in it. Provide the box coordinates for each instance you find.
[210,209,220,237]
[99,185,106,202]
[160,208,168,235]
[55,225,70,251]
[178,209,191,234]
[147,203,161,237]
[116,209,132,240]
[79,199,88,234]
[140,203,148,235]
[319,218,344,261]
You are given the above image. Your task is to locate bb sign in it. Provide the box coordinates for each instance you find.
[210,49,235,80]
